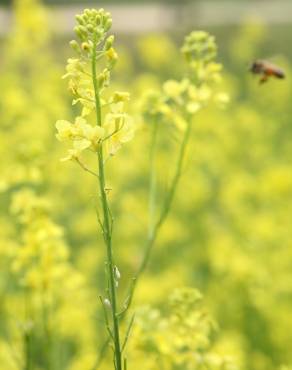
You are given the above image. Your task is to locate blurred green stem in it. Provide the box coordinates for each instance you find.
[24,290,32,370]
[121,117,192,314]
[24,332,32,370]
[41,286,53,370]
[92,35,122,370]
[94,119,192,369]
[148,118,159,236]
[94,116,192,368]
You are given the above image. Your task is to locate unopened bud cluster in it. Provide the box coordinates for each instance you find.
[141,31,228,129]
[71,8,113,57]
[182,31,217,64]
[181,31,222,85]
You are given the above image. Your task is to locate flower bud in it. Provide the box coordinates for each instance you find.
[106,47,118,62]
[74,25,87,40]
[96,29,103,39]
[114,266,121,280]
[69,40,80,52]
[86,24,93,32]
[106,47,118,69]
[112,91,130,103]
[98,73,106,88]
[95,14,101,25]
[79,25,87,36]
[81,42,90,52]
[98,69,110,88]
[105,35,114,50]
[104,18,112,32]
[75,15,84,24]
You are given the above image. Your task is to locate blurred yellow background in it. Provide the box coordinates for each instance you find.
[0,1,292,370]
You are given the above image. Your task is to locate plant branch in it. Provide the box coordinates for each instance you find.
[122,118,192,315]
[75,158,99,178]
[92,34,122,370]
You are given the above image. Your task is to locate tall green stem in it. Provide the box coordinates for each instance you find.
[24,332,32,370]
[24,290,32,370]
[123,118,192,313]
[41,288,52,370]
[148,119,159,237]
[95,119,193,369]
[92,39,122,370]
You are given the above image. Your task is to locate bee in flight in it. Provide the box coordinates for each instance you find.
[250,60,285,84]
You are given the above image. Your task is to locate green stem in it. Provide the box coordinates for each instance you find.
[41,289,52,370]
[24,290,32,370]
[122,118,192,314]
[94,119,193,369]
[91,38,122,370]
[148,118,159,237]
[24,332,32,370]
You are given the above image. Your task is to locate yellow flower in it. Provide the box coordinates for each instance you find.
[74,117,105,146]
[85,126,105,148]
[112,91,130,103]
[61,140,91,162]
[56,120,73,141]
[106,47,118,63]
[62,58,85,79]
[104,111,134,155]
[73,116,92,137]
[163,79,188,100]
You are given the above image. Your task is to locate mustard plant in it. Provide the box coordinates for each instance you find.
[9,189,93,370]
[125,30,228,310]
[56,8,134,370]
[95,30,228,368]
[129,288,237,369]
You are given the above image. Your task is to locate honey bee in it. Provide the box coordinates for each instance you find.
[250,60,285,84]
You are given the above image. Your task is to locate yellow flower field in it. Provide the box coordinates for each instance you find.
[1,1,292,370]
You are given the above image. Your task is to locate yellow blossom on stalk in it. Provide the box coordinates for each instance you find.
[56,8,134,163]
[104,102,134,155]
[56,116,105,160]
[140,30,228,130]
[56,9,135,370]
[55,120,74,141]
[6,188,97,368]
[128,288,238,370]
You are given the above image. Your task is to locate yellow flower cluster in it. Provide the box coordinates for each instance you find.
[128,288,238,370]
[8,189,97,366]
[56,99,134,160]
[56,8,134,161]
[140,31,228,130]
[1,1,292,369]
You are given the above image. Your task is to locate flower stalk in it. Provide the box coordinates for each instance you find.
[94,31,228,367]
[128,30,227,303]
[92,35,122,370]
[56,8,134,370]
[122,118,192,313]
